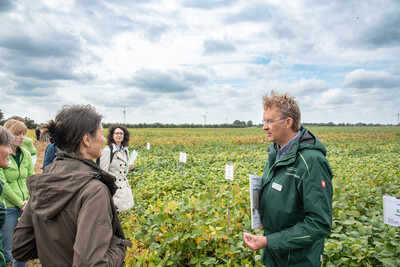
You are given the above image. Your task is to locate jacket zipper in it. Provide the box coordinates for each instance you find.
[15,150,25,201]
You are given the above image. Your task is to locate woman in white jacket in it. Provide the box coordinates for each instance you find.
[100,125,134,212]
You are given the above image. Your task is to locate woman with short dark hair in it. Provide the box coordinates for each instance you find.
[12,105,129,266]
[100,125,135,212]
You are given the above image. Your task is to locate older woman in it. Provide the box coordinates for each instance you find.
[0,126,15,267]
[100,124,134,212]
[0,120,34,267]
[12,105,130,266]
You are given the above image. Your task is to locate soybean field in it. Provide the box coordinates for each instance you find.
[117,127,400,267]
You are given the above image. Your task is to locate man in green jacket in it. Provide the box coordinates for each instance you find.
[243,91,333,266]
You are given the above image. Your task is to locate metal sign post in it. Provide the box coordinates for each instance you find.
[225,164,234,262]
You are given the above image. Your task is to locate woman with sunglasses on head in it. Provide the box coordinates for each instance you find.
[0,120,34,267]
[12,105,130,267]
[99,125,134,213]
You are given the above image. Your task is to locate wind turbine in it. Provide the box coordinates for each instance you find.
[201,112,208,125]
[123,106,126,124]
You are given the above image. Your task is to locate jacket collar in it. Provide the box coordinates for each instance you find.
[55,152,118,196]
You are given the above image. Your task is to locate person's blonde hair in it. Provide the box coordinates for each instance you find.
[4,119,27,135]
[262,90,301,131]
[0,125,14,146]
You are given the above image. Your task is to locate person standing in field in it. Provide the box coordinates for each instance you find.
[0,126,15,267]
[99,125,135,213]
[12,105,130,266]
[243,91,333,266]
[0,120,34,267]
[8,117,37,166]
[41,136,59,170]
[34,126,40,142]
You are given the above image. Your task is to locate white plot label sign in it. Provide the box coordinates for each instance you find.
[179,152,187,163]
[383,195,400,227]
[225,164,234,181]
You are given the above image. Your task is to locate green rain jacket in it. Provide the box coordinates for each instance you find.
[0,147,34,208]
[22,137,37,156]
[260,127,333,267]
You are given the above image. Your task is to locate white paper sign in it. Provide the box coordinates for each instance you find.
[250,175,262,229]
[179,152,187,163]
[146,143,150,150]
[383,195,400,227]
[126,150,138,175]
[31,154,37,167]
[225,164,234,181]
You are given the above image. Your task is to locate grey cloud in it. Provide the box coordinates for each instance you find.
[182,0,236,9]
[353,9,400,49]
[86,89,149,108]
[203,39,236,55]
[145,23,169,42]
[8,78,58,97]
[0,30,83,59]
[288,78,330,95]
[128,68,208,93]
[0,21,94,84]
[343,69,400,89]
[224,3,273,23]
[0,0,14,13]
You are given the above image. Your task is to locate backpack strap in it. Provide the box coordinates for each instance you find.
[109,144,114,163]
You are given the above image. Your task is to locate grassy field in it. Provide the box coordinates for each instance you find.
[27,127,400,266]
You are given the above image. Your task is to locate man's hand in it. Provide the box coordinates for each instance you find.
[243,232,267,251]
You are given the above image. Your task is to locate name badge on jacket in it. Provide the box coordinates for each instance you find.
[272,182,282,191]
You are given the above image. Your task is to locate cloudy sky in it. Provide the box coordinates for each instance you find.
[1,0,399,125]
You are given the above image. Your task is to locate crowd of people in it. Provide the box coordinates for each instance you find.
[0,106,134,266]
[0,91,333,266]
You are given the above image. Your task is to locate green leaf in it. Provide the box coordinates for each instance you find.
[378,258,398,267]
[190,257,199,264]
[387,227,396,238]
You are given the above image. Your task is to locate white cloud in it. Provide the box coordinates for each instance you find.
[343,69,400,89]
[0,0,399,125]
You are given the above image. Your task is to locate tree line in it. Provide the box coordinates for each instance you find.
[0,109,397,129]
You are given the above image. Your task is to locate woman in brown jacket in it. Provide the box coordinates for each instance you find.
[12,105,131,267]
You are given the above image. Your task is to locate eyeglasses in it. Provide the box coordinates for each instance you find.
[262,118,286,125]
[114,132,124,136]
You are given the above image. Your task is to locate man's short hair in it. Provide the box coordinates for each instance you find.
[262,90,301,131]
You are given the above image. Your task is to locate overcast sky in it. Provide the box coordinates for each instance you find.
[1,0,399,125]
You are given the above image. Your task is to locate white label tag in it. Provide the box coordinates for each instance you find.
[179,152,187,163]
[225,164,234,181]
[272,182,282,191]
[146,143,150,150]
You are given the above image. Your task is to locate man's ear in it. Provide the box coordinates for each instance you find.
[285,117,294,129]
[82,133,91,147]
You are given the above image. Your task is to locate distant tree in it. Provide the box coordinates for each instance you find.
[247,120,253,127]
[0,109,4,125]
[24,117,36,129]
